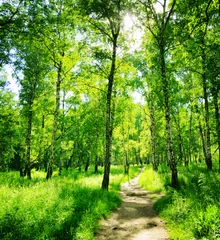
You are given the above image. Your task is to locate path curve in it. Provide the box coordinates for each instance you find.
[96,176,169,240]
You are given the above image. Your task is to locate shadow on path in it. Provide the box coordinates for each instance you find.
[96,176,169,240]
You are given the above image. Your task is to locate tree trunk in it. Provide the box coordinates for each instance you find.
[149,103,158,171]
[94,133,99,173]
[187,107,192,165]
[174,113,185,164]
[66,152,73,170]
[59,91,66,176]
[123,151,129,175]
[7,135,12,171]
[198,111,207,162]
[94,155,98,173]
[177,121,183,163]
[26,106,33,179]
[160,46,178,188]
[213,89,220,170]
[85,132,91,172]
[210,51,220,170]
[46,62,62,179]
[37,115,45,171]
[102,38,117,190]
[122,121,129,175]
[78,145,82,171]
[201,46,212,170]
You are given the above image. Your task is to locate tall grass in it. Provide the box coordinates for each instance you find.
[0,165,140,240]
[139,165,166,193]
[139,163,220,240]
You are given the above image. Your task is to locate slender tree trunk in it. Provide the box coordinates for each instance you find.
[76,140,82,171]
[139,155,143,165]
[94,155,98,173]
[210,52,220,170]
[177,124,183,163]
[7,135,12,171]
[94,133,99,173]
[137,114,142,165]
[26,106,33,179]
[213,91,220,170]
[160,46,178,188]
[46,63,62,179]
[122,120,130,175]
[124,151,129,175]
[37,115,45,170]
[66,152,73,170]
[197,108,207,162]
[59,91,65,175]
[124,144,129,175]
[187,108,192,165]
[85,132,91,172]
[149,103,158,171]
[174,113,184,164]
[102,38,117,190]
[201,46,212,170]
[78,144,82,171]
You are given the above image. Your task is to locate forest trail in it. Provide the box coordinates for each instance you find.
[95,175,169,240]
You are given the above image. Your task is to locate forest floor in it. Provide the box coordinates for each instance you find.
[95,175,169,240]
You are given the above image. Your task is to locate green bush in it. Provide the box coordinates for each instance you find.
[193,204,220,239]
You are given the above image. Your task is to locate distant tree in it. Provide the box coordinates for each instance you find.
[0,76,19,171]
[26,0,81,178]
[174,0,219,170]
[16,42,50,178]
[77,0,127,190]
[137,0,179,187]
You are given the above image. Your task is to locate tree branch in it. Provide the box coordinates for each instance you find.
[79,83,106,93]
[87,18,114,42]
[163,0,176,33]
[0,0,23,27]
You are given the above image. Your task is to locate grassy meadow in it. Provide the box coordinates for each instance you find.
[0,165,140,240]
[139,163,220,240]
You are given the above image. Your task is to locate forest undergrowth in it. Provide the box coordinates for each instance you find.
[139,163,220,240]
[0,165,140,240]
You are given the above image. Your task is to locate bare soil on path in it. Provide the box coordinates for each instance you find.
[95,176,169,240]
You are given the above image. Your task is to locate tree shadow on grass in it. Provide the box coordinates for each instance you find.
[51,187,121,240]
[0,185,120,240]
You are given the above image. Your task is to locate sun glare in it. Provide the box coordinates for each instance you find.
[123,13,144,52]
[123,13,134,31]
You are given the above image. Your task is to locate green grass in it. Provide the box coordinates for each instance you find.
[139,163,220,240]
[138,165,166,193]
[0,165,140,240]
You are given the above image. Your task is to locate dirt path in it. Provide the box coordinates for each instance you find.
[95,176,169,240]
